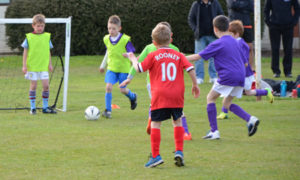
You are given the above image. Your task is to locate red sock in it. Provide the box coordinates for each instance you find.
[174,126,184,151]
[151,128,161,158]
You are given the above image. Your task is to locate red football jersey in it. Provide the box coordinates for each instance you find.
[138,48,194,110]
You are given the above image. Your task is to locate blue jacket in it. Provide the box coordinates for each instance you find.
[188,0,224,39]
[264,0,300,27]
[227,0,254,26]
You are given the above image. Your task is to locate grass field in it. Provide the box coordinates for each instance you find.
[0,56,300,179]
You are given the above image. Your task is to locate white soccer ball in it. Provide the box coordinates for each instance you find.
[85,106,100,120]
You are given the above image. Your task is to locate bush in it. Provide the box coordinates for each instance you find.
[5,0,264,55]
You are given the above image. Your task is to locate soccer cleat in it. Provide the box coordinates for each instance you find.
[102,109,112,119]
[247,116,260,136]
[30,109,36,115]
[273,73,280,78]
[174,151,185,167]
[144,155,164,168]
[202,130,220,140]
[196,78,204,84]
[130,94,137,110]
[42,107,57,114]
[265,88,274,103]
[184,132,192,141]
[209,78,217,83]
[217,112,228,120]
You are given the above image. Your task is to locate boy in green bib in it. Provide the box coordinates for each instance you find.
[22,14,56,115]
[99,15,137,118]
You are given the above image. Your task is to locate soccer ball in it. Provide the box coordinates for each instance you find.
[85,106,100,120]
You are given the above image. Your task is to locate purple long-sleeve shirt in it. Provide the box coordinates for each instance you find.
[199,35,245,87]
[237,37,253,77]
[108,33,135,52]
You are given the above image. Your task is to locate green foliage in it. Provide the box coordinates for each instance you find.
[5,0,265,55]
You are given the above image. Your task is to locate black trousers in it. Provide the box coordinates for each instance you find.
[268,25,294,75]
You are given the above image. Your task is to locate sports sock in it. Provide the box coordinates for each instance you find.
[222,106,228,113]
[255,89,268,96]
[151,128,161,158]
[174,126,184,151]
[29,90,36,110]
[207,103,218,132]
[229,104,251,122]
[181,116,190,134]
[105,92,112,112]
[42,91,49,109]
[125,89,136,100]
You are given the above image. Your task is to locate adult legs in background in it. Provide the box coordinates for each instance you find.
[269,26,281,76]
[282,26,294,77]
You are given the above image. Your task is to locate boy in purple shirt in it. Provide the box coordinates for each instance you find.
[186,15,259,139]
[217,20,274,119]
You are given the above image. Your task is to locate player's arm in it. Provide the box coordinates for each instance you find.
[186,54,201,62]
[48,40,54,72]
[48,52,53,72]
[127,53,140,72]
[187,69,200,98]
[99,50,108,73]
[22,48,28,74]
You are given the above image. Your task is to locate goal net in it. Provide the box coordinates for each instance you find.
[0,17,71,112]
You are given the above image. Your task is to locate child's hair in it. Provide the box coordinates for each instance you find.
[32,14,45,25]
[151,24,171,46]
[229,20,244,37]
[213,15,229,32]
[158,21,172,32]
[108,15,121,26]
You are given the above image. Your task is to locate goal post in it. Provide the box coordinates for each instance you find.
[0,17,71,112]
[254,0,262,90]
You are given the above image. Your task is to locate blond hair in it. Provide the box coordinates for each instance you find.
[229,20,244,37]
[108,15,121,26]
[151,24,171,46]
[32,14,45,25]
[158,21,172,32]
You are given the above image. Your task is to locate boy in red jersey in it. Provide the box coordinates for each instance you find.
[127,24,200,168]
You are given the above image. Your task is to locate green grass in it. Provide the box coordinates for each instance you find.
[0,56,300,179]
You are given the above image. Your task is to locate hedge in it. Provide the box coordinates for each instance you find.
[5,0,264,55]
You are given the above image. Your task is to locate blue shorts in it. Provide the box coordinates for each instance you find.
[105,70,128,88]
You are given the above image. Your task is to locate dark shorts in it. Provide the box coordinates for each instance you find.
[151,108,183,122]
[242,28,253,43]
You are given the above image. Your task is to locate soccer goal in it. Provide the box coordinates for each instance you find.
[0,17,71,112]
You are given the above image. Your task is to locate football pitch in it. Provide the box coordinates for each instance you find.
[0,56,299,179]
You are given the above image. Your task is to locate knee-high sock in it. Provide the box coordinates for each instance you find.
[222,106,228,113]
[29,90,36,110]
[125,89,136,100]
[255,89,268,96]
[181,116,190,134]
[42,91,49,109]
[207,103,218,132]
[229,104,251,122]
[151,128,161,158]
[105,92,112,111]
[174,126,184,151]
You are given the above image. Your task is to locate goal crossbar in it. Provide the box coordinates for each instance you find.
[0,17,72,112]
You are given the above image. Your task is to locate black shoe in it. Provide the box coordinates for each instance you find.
[130,94,137,110]
[285,74,293,78]
[102,109,112,118]
[43,107,57,114]
[30,109,36,115]
[273,74,280,78]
